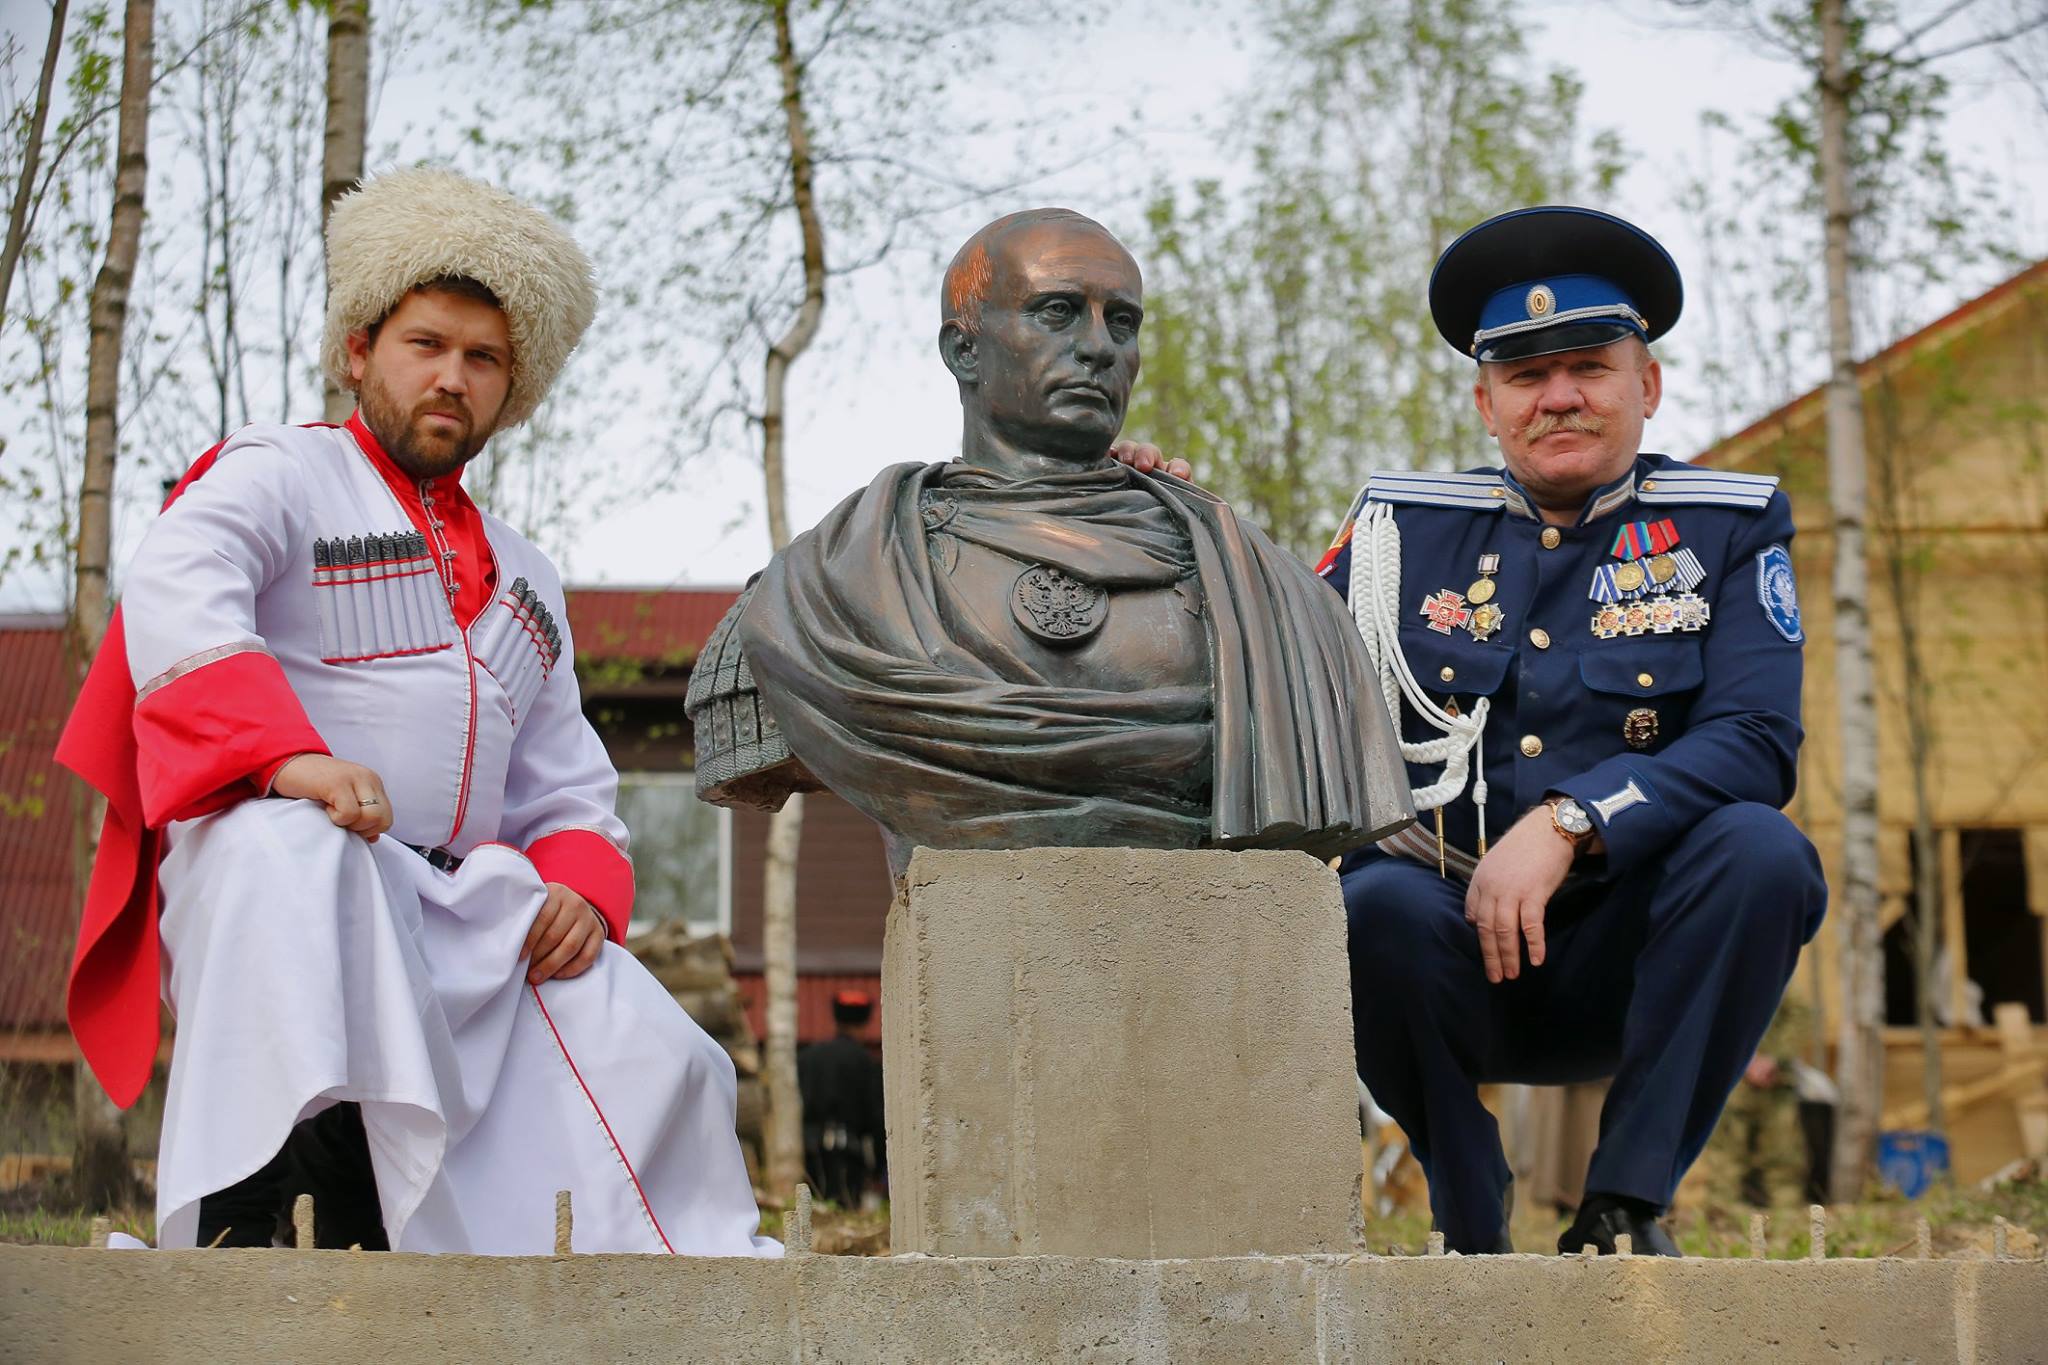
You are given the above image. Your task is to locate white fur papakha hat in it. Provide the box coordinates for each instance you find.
[320,166,598,430]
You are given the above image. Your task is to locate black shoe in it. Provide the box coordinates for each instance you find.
[285,1103,389,1250]
[196,1144,293,1247]
[1556,1194,1680,1257]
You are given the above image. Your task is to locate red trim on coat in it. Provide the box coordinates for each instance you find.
[529,984,675,1254]
[58,438,234,1106]
[526,829,634,944]
[134,652,329,827]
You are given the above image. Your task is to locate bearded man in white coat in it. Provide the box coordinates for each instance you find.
[58,167,780,1257]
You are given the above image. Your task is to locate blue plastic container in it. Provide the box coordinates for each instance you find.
[1877,1130,1951,1200]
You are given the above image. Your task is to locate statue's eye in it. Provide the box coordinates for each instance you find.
[1038,299,1074,324]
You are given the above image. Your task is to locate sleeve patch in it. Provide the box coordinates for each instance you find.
[1756,543,1803,642]
[1589,779,1651,823]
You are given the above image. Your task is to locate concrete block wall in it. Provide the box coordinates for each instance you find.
[3,1245,2044,1362]
[884,848,1365,1258]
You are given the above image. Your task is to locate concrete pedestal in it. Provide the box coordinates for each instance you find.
[883,847,1365,1259]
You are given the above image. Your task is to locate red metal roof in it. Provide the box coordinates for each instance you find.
[0,618,79,1033]
[564,587,742,666]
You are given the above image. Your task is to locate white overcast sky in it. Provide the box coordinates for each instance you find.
[2,0,2041,607]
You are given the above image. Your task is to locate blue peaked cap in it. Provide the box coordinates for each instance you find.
[1430,206,1683,362]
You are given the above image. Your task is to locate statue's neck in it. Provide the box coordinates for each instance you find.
[958,409,1116,482]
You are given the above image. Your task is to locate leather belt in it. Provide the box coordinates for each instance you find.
[404,843,465,873]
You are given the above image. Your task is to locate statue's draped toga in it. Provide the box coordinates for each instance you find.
[692,459,1412,874]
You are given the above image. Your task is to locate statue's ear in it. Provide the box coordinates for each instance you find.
[939,321,978,385]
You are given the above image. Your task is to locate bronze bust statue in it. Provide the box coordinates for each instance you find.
[687,208,1411,873]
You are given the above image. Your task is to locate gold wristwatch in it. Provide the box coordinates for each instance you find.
[1547,797,1594,850]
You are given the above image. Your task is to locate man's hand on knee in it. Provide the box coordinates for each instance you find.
[271,754,394,842]
[523,882,607,985]
[1463,807,1573,983]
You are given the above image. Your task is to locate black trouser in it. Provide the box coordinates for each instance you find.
[194,1102,389,1249]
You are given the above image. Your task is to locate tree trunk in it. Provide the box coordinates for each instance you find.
[69,0,156,1214]
[1876,392,1947,1163]
[320,0,369,422]
[1818,0,1884,1204]
[756,0,829,1205]
[0,0,68,322]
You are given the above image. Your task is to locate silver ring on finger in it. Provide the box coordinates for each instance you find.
[357,795,380,807]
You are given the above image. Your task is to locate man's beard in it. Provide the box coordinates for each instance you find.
[357,367,489,481]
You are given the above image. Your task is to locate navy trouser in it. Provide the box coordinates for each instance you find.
[1344,802,1826,1253]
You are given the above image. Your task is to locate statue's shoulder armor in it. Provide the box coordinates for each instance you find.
[1633,464,1779,510]
[683,576,821,811]
[1363,468,1508,511]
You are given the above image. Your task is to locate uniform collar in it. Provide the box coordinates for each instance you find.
[344,410,474,508]
[1497,458,1640,528]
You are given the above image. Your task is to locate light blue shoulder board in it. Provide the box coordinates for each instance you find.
[1364,469,1508,511]
[1635,466,1778,510]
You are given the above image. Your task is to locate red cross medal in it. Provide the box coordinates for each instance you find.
[1419,587,1471,635]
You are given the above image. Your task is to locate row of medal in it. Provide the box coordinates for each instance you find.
[1414,518,1715,643]
[1588,518,1711,638]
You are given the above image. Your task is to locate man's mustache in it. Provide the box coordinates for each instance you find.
[1521,410,1605,442]
[416,400,472,429]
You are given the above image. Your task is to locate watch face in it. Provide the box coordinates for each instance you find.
[1556,801,1593,835]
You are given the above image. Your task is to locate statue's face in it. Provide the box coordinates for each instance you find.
[966,221,1143,457]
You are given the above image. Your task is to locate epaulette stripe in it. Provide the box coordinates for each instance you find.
[1637,489,1775,509]
[1368,470,1501,486]
[1367,489,1508,510]
[1366,469,1506,510]
[1647,476,1780,492]
[1647,468,1780,488]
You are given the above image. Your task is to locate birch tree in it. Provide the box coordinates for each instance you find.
[0,0,69,322]
[321,0,367,421]
[69,0,154,1213]
[1669,0,2044,1199]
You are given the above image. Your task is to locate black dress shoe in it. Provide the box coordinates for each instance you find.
[1556,1194,1680,1256]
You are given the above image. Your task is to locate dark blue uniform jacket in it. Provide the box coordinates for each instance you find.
[1318,453,1804,875]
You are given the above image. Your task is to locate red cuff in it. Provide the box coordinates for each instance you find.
[255,753,304,795]
[526,828,635,943]
[133,649,328,827]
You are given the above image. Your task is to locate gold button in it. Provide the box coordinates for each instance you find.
[1641,479,1659,491]
[1540,527,1562,549]
[1490,487,1506,499]
[1439,666,1456,683]
[1519,734,1543,758]
[1530,628,1551,649]
[1637,672,1654,688]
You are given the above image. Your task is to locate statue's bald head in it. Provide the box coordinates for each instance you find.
[941,208,1134,335]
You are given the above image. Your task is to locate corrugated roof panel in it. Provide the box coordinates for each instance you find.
[564,587,741,666]
[0,621,79,1032]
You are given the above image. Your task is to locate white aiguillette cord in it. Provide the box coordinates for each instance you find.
[1349,502,1491,863]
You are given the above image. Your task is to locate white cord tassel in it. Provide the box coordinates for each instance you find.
[1349,502,1491,852]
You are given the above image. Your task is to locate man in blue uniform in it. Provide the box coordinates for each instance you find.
[1315,206,1826,1256]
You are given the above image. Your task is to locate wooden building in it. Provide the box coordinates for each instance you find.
[1695,260,2048,1179]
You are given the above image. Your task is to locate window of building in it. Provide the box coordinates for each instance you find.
[615,771,730,939]
[1882,826,2045,1028]
[1959,828,2043,1026]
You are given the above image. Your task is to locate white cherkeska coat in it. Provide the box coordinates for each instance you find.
[123,421,778,1256]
